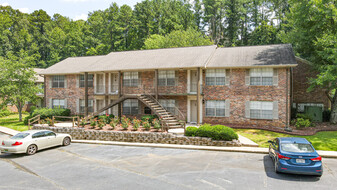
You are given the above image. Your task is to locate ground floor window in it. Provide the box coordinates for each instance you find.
[123,99,139,115]
[159,99,176,114]
[205,100,225,117]
[52,99,65,109]
[250,101,273,119]
[79,99,93,113]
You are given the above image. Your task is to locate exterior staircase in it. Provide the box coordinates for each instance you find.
[89,94,185,130]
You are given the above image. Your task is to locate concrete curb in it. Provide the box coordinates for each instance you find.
[72,140,337,158]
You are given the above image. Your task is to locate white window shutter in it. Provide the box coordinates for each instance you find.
[273,101,279,119]
[64,99,67,108]
[225,100,230,117]
[76,99,79,113]
[64,76,67,88]
[49,76,52,89]
[245,101,250,118]
[49,98,52,108]
[225,70,230,86]
[76,75,79,88]
[273,69,278,86]
[245,70,250,86]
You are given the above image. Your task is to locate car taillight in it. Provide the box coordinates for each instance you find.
[310,156,322,162]
[277,153,291,160]
[1,141,4,145]
[12,141,23,146]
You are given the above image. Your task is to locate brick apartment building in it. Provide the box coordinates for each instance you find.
[40,44,301,128]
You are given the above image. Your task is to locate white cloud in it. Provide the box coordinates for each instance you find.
[18,7,29,13]
[0,2,10,6]
[73,13,88,21]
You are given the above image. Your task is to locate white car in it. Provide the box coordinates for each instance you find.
[0,130,71,155]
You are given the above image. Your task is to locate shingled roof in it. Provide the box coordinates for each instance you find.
[39,44,297,75]
[206,44,297,68]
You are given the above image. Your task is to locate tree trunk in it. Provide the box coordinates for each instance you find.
[331,92,337,124]
[17,101,23,122]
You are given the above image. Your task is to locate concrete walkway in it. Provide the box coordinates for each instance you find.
[0,126,19,136]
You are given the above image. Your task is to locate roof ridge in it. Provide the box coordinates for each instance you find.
[218,43,291,49]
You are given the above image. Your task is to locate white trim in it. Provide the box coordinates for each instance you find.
[187,70,191,93]
[108,73,111,94]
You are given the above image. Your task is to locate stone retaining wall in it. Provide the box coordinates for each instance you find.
[33,125,241,147]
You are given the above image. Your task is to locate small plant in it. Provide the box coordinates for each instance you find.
[45,117,53,126]
[97,119,105,130]
[109,116,119,130]
[90,119,97,128]
[295,118,312,129]
[79,118,87,127]
[152,118,161,130]
[132,118,141,130]
[142,119,151,131]
[121,116,130,130]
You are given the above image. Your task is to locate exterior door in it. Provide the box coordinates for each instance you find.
[190,70,197,93]
[190,100,197,123]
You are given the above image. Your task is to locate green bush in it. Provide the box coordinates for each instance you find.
[98,115,113,124]
[185,124,238,141]
[31,107,71,119]
[296,113,313,122]
[29,106,36,114]
[295,118,312,129]
[0,108,11,117]
[141,115,158,124]
[185,127,198,136]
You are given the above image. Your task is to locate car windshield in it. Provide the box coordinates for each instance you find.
[281,143,314,153]
[10,133,30,140]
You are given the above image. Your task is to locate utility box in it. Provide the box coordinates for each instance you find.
[304,106,323,122]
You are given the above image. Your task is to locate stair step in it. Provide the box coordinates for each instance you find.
[168,125,183,129]
[166,122,180,125]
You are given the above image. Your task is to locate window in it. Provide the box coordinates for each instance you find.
[52,99,65,109]
[250,68,273,85]
[158,70,175,86]
[250,101,273,119]
[123,99,139,115]
[52,75,65,88]
[206,69,226,85]
[79,99,94,113]
[44,131,56,137]
[123,72,138,87]
[159,99,176,114]
[32,132,45,139]
[79,74,94,87]
[206,100,226,117]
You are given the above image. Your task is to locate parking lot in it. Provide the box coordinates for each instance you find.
[0,140,336,190]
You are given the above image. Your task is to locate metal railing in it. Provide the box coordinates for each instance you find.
[28,115,40,129]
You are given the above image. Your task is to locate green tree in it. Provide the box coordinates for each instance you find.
[0,52,40,121]
[280,0,337,123]
[143,28,213,49]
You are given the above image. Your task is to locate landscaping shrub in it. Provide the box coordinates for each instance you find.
[29,106,36,114]
[185,127,198,137]
[0,108,11,117]
[185,124,238,141]
[142,119,151,130]
[24,115,34,125]
[296,113,313,121]
[30,108,71,119]
[98,114,113,124]
[295,118,312,129]
[121,116,130,130]
[132,118,141,130]
[141,115,158,124]
[152,118,161,130]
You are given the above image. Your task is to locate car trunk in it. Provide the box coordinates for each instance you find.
[281,151,319,166]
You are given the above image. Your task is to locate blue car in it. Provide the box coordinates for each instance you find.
[268,137,322,177]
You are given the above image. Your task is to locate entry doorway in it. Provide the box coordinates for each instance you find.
[190,100,197,123]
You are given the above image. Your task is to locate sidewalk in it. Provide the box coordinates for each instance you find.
[72,140,337,158]
[0,126,19,136]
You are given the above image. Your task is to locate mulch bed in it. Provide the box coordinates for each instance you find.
[227,122,337,136]
[78,124,167,133]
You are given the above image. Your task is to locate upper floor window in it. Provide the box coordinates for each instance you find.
[205,100,226,117]
[250,101,273,119]
[123,72,138,87]
[123,99,139,115]
[52,75,65,88]
[52,99,65,109]
[206,69,226,85]
[79,99,94,113]
[158,70,175,86]
[79,74,94,87]
[159,99,176,114]
[250,68,273,86]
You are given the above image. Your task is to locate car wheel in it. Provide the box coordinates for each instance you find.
[26,144,37,155]
[274,161,280,174]
[63,137,71,146]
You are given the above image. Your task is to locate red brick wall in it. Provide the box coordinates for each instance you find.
[292,59,330,108]
[202,68,290,128]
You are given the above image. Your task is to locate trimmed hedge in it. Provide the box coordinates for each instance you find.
[185,124,238,141]
[24,108,71,125]
[0,108,11,117]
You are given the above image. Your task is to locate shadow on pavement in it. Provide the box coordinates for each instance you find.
[263,155,320,182]
[0,145,63,159]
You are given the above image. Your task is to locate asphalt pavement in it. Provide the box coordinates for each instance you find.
[0,143,336,190]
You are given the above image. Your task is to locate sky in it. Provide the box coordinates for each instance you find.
[0,0,142,20]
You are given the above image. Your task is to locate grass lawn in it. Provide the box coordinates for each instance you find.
[235,129,337,151]
[0,114,29,132]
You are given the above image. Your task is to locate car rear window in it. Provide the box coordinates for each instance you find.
[281,143,314,153]
[10,133,30,140]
